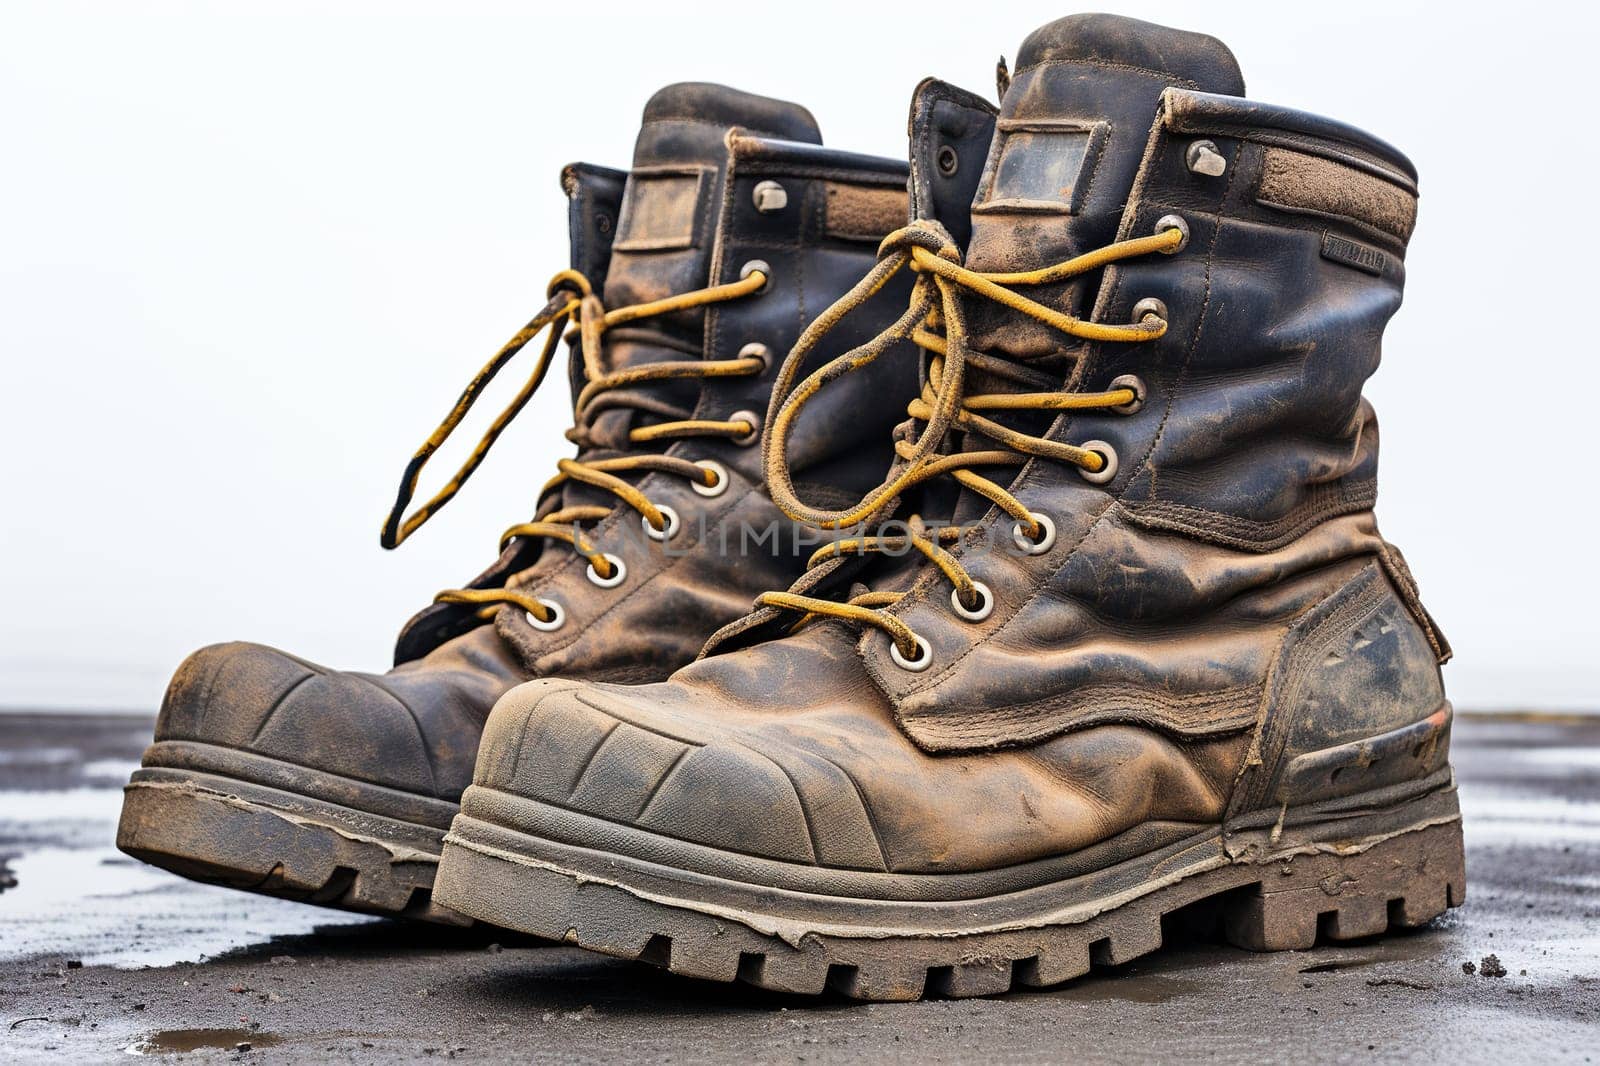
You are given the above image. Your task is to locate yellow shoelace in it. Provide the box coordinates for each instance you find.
[756,218,1183,661]
[382,266,768,624]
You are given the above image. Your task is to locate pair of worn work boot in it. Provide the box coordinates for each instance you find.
[119,12,1464,1001]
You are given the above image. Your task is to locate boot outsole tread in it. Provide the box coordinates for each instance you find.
[117,774,470,926]
[435,818,1464,1001]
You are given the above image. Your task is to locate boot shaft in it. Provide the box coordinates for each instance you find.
[866,16,1447,749]
[397,83,917,672]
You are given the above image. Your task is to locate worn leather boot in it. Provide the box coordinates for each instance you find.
[117,82,914,922]
[435,16,1464,995]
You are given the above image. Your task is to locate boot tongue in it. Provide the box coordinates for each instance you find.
[964,14,1242,276]
[580,83,820,449]
[905,78,997,247]
[942,15,1242,524]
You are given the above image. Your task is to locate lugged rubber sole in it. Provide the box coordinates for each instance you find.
[434,785,1464,1000]
[118,765,469,925]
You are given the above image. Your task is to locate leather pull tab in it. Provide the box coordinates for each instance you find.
[1377,541,1452,664]
[995,56,1011,101]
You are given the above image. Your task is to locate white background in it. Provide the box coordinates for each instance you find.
[2,1,1594,712]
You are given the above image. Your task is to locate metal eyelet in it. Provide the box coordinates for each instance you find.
[936,144,959,177]
[1078,440,1119,485]
[738,342,772,372]
[1109,374,1147,415]
[740,260,772,291]
[729,410,761,447]
[1011,511,1056,555]
[642,504,681,542]
[1156,214,1189,253]
[525,598,566,632]
[691,459,730,498]
[586,553,626,589]
[752,180,788,213]
[1131,297,1168,328]
[950,580,994,623]
[889,632,933,672]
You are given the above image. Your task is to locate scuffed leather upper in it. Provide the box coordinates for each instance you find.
[151,83,915,802]
[469,19,1452,872]
[158,627,522,800]
[476,635,1242,873]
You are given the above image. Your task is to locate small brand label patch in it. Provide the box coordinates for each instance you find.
[1321,232,1387,275]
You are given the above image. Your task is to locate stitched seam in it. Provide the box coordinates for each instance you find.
[1009,57,1203,88]
[911,685,1261,747]
[728,159,907,185]
[1376,541,1446,660]
[642,116,799,141]
[1255,197,1410,249]
[1235,565,1385,812]
[1118,478,1376,552]
[1252,574,1386,807]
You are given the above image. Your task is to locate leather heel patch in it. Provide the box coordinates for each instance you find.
[1275,703,1453,805]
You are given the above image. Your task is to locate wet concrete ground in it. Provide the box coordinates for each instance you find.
[1,712,1596,1063]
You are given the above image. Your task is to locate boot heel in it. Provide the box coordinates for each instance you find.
[1223,819,1465,952]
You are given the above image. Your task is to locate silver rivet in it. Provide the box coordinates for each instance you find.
[738,342,772,371]
[950,580,994,623]
[1108,374,1147,415]
[889,632,933,672]
[752,180,788,213]
[1131,297,1168,327]
[1078,440,1119,486]
[642,504,681,542]
[1156,214,1189,253]
[1011,511,1056,555]
[691,459,730,498]
[586,553,627,589]
[740,260,771,290]
[729,410,761,447]
[1186,139,1227,178]
[525,598,566,632]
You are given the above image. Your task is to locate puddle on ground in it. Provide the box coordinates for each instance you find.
[125,1029,282,1055]
[81,757,142,782]
[1,786,374,967]
[1508,746,1600,771]
[1458,787,1600,846]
